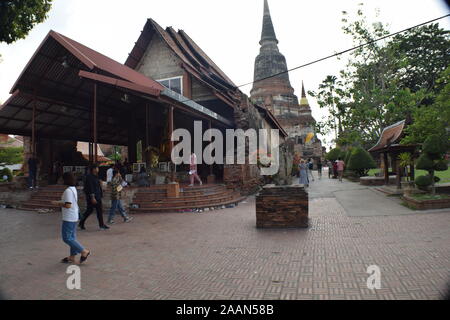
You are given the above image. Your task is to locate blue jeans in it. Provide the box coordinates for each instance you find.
[62,221,84,256]
[108,199,128,221]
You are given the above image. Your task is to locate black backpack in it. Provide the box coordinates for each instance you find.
[308,162,313,170]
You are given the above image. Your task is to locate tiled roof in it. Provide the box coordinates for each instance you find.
[369,120,406,153]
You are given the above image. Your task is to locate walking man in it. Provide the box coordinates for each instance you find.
[317,158,323,179]
[79,164,109,230]
[307,158,315,182]
[107,170,133,224]
[27,156,37,189]
[53,172,90,264]
[106,164,114,184]
[337,157,345,182]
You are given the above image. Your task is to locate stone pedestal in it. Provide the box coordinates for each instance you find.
[207,174,216,184]
[256,184,308,228]
[167,182,180,198]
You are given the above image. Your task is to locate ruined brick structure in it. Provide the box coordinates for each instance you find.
[250,0,323,162]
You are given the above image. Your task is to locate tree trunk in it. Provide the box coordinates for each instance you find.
[431,169,435,195]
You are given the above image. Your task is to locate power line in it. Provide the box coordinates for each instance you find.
[237,14,450,88]
[175,14,449,105]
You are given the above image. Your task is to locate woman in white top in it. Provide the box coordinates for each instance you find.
[189,152,202,187]
[53,172,90,264]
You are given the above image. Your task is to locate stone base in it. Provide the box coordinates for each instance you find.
[167,182,180,198]
[402,195,450,210]
[207,174,216,184]
[256,185,308,228]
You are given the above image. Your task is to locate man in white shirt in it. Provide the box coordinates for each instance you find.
[106,164,114,184]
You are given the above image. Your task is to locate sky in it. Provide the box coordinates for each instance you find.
[0,0,449,148]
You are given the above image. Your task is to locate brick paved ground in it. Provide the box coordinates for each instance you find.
[0,176,449,300]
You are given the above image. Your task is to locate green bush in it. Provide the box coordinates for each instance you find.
[347,147,377,177]
[344,147,353,165]
[325,148,342,161]
[416,134,448,194]
[414,175,432,188]
[0,168,13,182]
[434,159,448,171]
[416,154,434,170]
[422,134,447,158]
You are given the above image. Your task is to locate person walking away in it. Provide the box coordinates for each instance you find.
[79,164,109,230]
[337,157,345,182]
[189,152,202,187]
[317,159,323,179]
[307,159,315,182]
[136,166,150,187]
[106,164,114,185]
[333,161,338,179]
[107,170,133,224]
[28,157,37,189]
[298,160,309,187]
[53,172,90,264]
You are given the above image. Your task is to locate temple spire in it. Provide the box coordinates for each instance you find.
[300,81,310,107]
[260,0,278,44]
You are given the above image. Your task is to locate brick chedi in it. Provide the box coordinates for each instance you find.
[250,0,323,161]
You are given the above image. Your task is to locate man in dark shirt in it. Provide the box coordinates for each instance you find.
[79,164,109,230]
[27,157,37,189]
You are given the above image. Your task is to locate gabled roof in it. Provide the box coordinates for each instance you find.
[254,104,288,138]
[125,19,237,105]
[369,120,406,153]
[11,30,164,96]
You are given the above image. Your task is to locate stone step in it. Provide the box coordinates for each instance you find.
[133,189,235,201]
[135,194,240,208]
[130,196,247,214]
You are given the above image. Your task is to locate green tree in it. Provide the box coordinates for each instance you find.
[311,4,449,148]
[0,146,24,165]
[402,66,450,144]
[0,0,53,44]
[347,147,377,177]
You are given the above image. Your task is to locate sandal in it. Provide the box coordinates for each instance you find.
[61,257,75,264]
[80,250,91,264]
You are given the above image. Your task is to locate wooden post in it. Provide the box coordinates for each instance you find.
[31,94,37,157]
[93,82,98,163]
[383,152,389,185]
[168,106,174,182]
[146,103,149,161]
[396,155,401,189]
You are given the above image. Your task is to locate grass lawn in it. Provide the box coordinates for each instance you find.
[407,193,450,201]
[367,168,450,183]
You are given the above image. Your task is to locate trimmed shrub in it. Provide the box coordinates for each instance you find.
[416,154,434,170]
[347,147,377,177]
[414,175,432,188]
[344,147,353,165]
[0,168,13,182]
[325,148,342,161]
[434,159,449,171]
[416,134,448,194]
[422,134,446,158]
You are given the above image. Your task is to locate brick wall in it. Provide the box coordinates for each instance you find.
[256,185,308,228]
